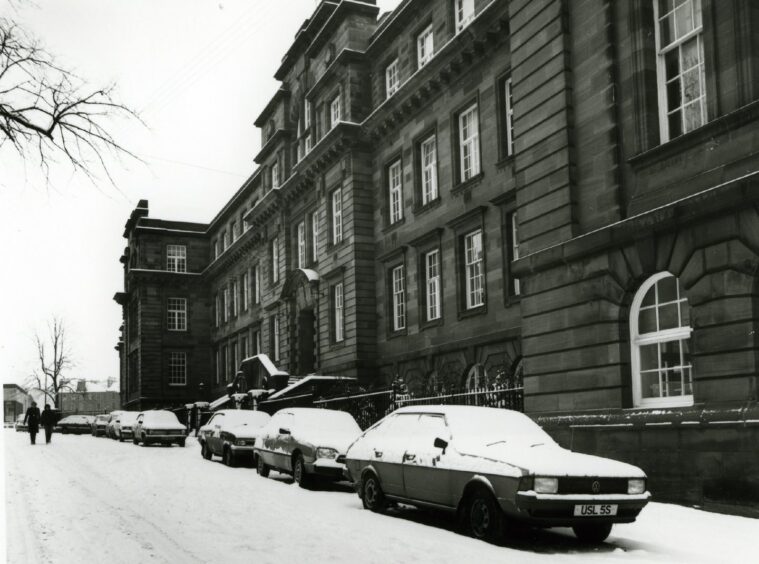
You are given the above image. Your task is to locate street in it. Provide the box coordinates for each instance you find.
[4,430,756,564]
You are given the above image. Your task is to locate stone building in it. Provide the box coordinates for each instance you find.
[115,0,759,508]
[3,384,31,424]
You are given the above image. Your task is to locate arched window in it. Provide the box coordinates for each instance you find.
[630,272,694,407]
[465,364,488,391]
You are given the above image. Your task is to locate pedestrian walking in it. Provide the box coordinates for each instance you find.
[23,401,41,445]
[40,404,55,444]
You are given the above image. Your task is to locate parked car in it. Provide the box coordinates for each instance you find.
[198,409,271,466]
[14,414,27,432]
[113,412,139,442]
[345,405,650,544]
[91,414,110,436]
[132,410,187,447]
[57,415,95,434]
[105,410,126,439]
[254,408,361,487]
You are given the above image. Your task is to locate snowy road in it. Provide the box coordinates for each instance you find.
[4,429,756,564]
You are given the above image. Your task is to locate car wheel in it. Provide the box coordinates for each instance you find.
[223,448,237,467]
[141,434,150,446]
[256,455,270,478]
[201,442,212,460]
[133,436,139,445]
[62,429,68,435]
[361,473,387,513]
[178,439,186,448]
[572,523,613,543]
[466,488,503,543]
[293,454,311,488]
[119,434,124,443]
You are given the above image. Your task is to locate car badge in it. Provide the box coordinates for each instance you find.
[592,480,601,494]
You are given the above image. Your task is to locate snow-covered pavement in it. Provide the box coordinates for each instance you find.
[3,429,756,564]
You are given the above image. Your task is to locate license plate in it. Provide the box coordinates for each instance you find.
[573,504,618,517]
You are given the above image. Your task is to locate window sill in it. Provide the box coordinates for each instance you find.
[451,172,484,195]
[382,217,406,234]
[387,328,408,339]
[457,304,487,320]
[419,317,443,331]
[495,154,514,169]
[412,197,442,217]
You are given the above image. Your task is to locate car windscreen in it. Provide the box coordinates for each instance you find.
[445,409,555,447]
[144,412,180,425]
[291,410,360,434]
[118,413,139,424]
[222,411,269,428]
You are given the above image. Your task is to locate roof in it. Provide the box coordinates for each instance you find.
[267,375,356,401]
[240,353,288,377]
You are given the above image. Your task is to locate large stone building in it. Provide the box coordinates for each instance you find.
[115,0,759,509]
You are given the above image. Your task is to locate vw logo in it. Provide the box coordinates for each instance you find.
[591,480,601,494]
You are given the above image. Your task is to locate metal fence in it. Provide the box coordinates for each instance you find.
[313,389,396,429]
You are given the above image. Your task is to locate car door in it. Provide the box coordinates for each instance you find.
[369,413,418,497]
[270,412,296,472]
[401,413,453,507]
[207,413,225,455]
[260,412,287,468]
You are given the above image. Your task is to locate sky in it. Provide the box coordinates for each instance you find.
[0,0,401,389]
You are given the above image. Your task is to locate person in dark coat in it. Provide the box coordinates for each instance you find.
[40,404,55,444]
[23,401,41,445]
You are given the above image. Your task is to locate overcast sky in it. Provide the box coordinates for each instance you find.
[0,0,401,389]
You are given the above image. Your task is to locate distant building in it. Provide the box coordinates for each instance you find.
[59,379,121,415]
[3,384,31,424]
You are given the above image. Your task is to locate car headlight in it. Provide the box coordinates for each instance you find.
[534,477,559,494]
[628,478,646,494]
[235,439,246,446]
[316,447,338,459]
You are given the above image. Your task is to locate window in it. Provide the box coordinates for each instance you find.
[230,341,238,379]
[458,103,481,182]
[330,94,341,129]
[253,265,260,304]
[222,345,229,381]
[500,77,514,158]
[270,316,280,361]
[231,278,239,317]
[464,230,484,309]
[388,160,403,224]
[417,25,434,68]
[420,135,438,205]
[630,272,694,407]
[168,352,186,385]
[215,348,221,384]
[240,335,248,359]
[303,98,311,130]
[215,293,221,326]
[305,134,313,154]
[332,188,343,244]
[425,250,441,321]
[167,298,187,331]
[311,210,319,262]
[391,265,406,331]
[297,221,306,269]
[333,282,344,343]
[253,329,261,355]
[166,245,186,273]
[271,161,280,189]
[231,221,238,242]
[242,270,250,309]
[213,239,219,260]
[455,0,474,31]
[510,211,520,296]
[223,286,230,322]
[271,237,280,283]
[220,231,227,252]
[653,0,706,141]
[386,58,400,97]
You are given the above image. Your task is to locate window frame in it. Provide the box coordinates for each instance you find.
[391,264,406,332]
[168,351,187,386]
[333,281,345,343]
[166,244,187,273]
[457,102,481,183]
[388,159,403,225]
[417,24,434,68]
[419,134,438,206]
[463,229,485,310]
[297,221,306,269]
[167,297,188,332]
[271,236,280,284]
[330,94,341,129]
[311,210,319,263]
[242,270,250,310]
[497,75,515,160]
[385,58,400,98]
[424,249,441,322]
[455,0,475,32]
[270,315,280,362]
[331,187,343,244]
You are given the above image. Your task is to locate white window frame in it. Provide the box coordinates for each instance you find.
[388,160,403,224]
[653,0,706,142]
[511,211,520,296]
[168,352,187,386]
[459,103,480,182]
[504,78,514,156]
[630,272,694,408]
[385,58,400,97]
[332,188,343,244]
[334,282,344,343]
[215,349,221,384]
[272,316,280,361]
[417,24,434,68]
[231,278,239,317]
[231,221,238,242]
[425,249,441,321]
[167,297,187,331]
[330,94,341,129]
[242,271,250,309]
[464,230,484,309]
[271,161,280,189]
[311,210,319,262]
[303,98,311,130]
[271,237,280,284]
[305,134,313,154]
[166,245,187,273]
[297,221,306,269]
[455,0,475,32]
[253,265,260,304]
[215,293,221,327]
[392,265,406,331]
[420,135,438,205]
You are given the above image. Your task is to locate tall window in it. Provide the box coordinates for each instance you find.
[231,221,238,242]
[334,282,345,343]
[420,135,438,205]
[270,316,280,361]
[305,134,313,154]
[311,210,319,262]
[166,245,187,273]
[168,352,187,385]
[303,98,311,130]
[455,0,474,31]
[240,335,248,360]
[213,239,219,260]
[425,250,441,321]
[221,345,228,382]
[458,103,480,182]
[417,24,434,68]
[510,211,521,296]
[271,237,280,283]
[253,265,260,304]
[391,265,406,331]
[230,341,238,379]
[388,160,403,224]
[242,271,250,309]
[630,272,694,407]
[653,0,706,141]
[215,348,221,384]
[297,221,306,269]
[332,188,343,244]
[253,329,261,355]
[501,77,514,158]
[231,278,239,317]
[464,230,484,309]
[220,231,227,252]
[167,298,187,331]
[271,161,280,189]
[223,286,230,322]
[330,94,341,129]
[386,58,400,97]
[215,293,221,326]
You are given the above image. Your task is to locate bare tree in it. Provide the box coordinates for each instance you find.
[0,16,140,182]
[25,317,74,409]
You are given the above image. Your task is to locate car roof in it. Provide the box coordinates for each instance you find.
[391,405,525,417]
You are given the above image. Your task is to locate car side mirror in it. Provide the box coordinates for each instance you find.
[434,437,448,454]
[279,427,291,435]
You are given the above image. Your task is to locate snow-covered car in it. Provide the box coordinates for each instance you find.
[345,406,650,544]
[90,414,110,437]
[14,414,27,432]
[198,409,271,466]
[254,408,361,488]
[105,410,126,439]
[57,415,94,434]
[132,410,187,447]
[113,412,139,442]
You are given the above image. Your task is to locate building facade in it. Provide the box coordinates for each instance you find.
[4,384,31,424]
[116,0,759,509]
